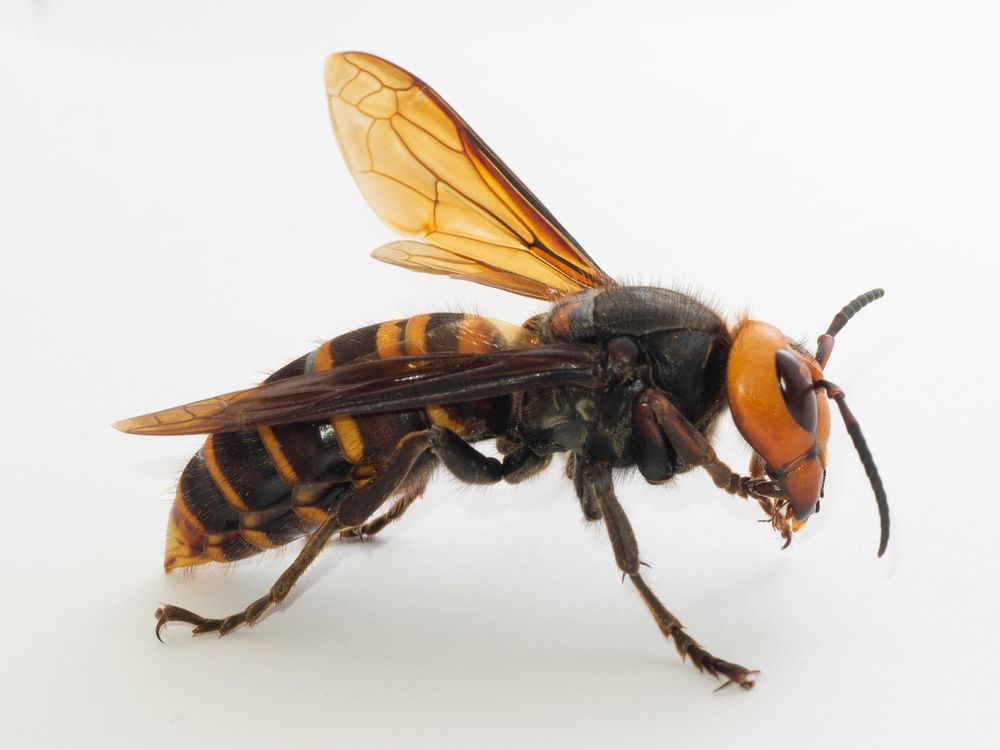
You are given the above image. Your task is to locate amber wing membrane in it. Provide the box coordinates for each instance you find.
[113,344,603,436]
[325,52,611,299]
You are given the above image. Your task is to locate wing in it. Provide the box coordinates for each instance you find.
[113,343,604,436]
[325,51,612,300]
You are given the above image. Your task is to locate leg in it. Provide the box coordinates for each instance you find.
[155,427,516,638]
[638,388,792,546]
[351,491,420,537]
[156,513,343,638]
[580,460,758,690]
[637,388,773,498]
[568,454,600,521]
[496,436,552,485]
[344,433,549,539]
[339,489,421,539]
[339,459,432,539]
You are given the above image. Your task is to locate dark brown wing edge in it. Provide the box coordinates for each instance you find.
[459,113,612,289]
[113,343,604,436]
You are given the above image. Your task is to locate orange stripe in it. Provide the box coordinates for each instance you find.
[458,314,497,354]
[404,314,431,355]
[333,414,364,463]
[205,546,230,563]
[376,319,404,358]
[427,405,466,435]
[203,436,250,512]
[165,494,206,572]
[493,318,537,347]
[171,484,205,532]
[258,426,300,484]
[241,529,280,550]
[314,340,335,371]
[294,507,331,524]
[307,340,365,464]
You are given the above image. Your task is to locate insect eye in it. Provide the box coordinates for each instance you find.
[775,349,818,434]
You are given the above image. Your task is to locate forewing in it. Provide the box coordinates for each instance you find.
[325,51,612,299]
[113,344,603,436]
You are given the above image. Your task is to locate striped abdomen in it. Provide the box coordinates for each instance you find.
[165,313,536,570]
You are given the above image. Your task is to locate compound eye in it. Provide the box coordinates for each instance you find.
[775,349,818,434]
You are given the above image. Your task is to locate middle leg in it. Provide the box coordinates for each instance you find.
[342,435,550,540]
[580,459,759,689]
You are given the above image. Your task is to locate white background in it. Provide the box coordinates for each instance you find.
[3,2,998,748]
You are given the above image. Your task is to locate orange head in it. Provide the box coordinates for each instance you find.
[726,290,889,556]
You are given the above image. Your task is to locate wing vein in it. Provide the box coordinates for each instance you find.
[386,117,537,250]
[395,106,464,154]
[325,51,611,299]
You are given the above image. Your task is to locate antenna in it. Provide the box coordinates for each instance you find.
[815,288,884,368]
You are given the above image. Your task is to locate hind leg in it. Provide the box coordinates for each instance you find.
[156,512,343,638]
[155,427,517,639]
[339,461,431,540]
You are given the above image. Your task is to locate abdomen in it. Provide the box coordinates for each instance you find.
[165,313,535,570]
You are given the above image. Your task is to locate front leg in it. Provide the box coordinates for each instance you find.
[636,388,793,546]
[580,460,758,690]
[635,388,763,497]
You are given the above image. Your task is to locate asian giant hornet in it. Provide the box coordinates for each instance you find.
[115,52,888,690]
